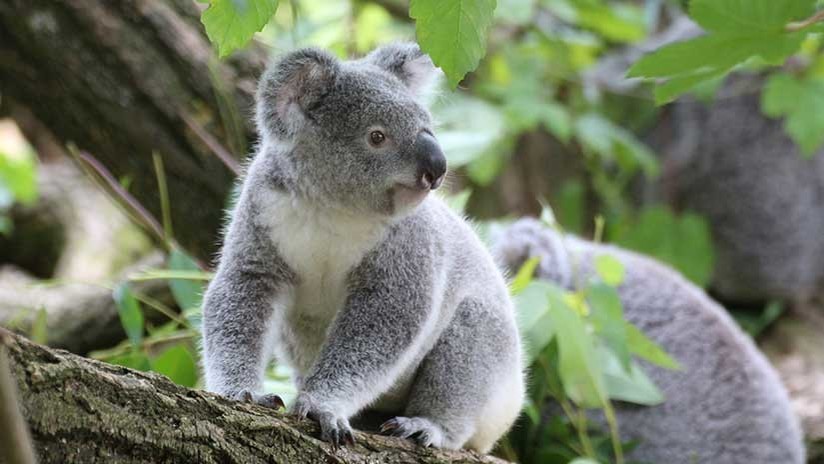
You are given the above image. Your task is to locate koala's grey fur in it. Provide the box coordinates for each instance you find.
[586,16,824,305]
[201,43,524,452]
[647,78,824,304]
[494,219,805,464]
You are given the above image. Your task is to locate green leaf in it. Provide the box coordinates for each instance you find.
[114,283,144,347]
[628,33,803,79]
[546,287,607,408]
[762,73,824,156]
[514,281,555,364]
[690,0,816,35]
[30,307,48,345]
[510,256,541,295]
[594,254,625,287]
[410,0,497,87]
[168,248,206,312]
[108,351,152,371]
[653,68,728,105]
[586,283,630,372]
[431,93,506,168]
[625,322,680,370]
[152,344,198,387]
[612,206,714,287]
[600,347,664,406]
[0,148,37,207]
[201,0,279,58]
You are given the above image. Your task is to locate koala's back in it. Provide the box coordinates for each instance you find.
[649,76,824,303]
[494,219,805,463]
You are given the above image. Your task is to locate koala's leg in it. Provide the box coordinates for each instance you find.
[201,207,296,405]
[294,231,437,446]
[383,298,524,452]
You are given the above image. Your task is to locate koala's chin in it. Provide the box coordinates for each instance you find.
[391,183,431,214]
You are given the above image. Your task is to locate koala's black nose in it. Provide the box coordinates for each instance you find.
[415,131,447,190]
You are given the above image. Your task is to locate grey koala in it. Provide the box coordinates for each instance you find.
[647,78,824,304]
[201,43,525,452]
[587,16,824,305]
[494,219,805,464]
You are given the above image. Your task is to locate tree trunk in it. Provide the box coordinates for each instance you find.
[0,328,508,464]
[0,0,264,261]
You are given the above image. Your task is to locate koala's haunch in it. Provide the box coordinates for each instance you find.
[494,219,805,464]
[201,43,525,453]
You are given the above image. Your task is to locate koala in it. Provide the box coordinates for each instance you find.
[646,77,824,304]
[586,15,824,305]
[200,43,525,453]
[494,219,805,464]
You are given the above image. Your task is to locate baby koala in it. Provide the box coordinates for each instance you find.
[201,43,524,452]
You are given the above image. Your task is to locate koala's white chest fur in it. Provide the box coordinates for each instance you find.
[258,190,387,376]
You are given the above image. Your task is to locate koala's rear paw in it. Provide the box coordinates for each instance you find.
[292,392,355,447]
[380,416,445,448]
[237,390,285,410]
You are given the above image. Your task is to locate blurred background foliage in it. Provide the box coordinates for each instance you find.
[2,0,824,462]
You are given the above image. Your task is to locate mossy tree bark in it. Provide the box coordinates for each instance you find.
[0,0,264,261]
[1,328,508,464]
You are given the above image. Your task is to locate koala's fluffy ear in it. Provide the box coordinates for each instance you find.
[364,42,441,102]
[256,48,340,139]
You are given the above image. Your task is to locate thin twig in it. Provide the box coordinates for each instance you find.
[69,146,167,245]
[179,112,241,175]
[152,152,174,243]
[785,9,824,32]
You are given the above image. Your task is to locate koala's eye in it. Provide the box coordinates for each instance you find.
[369,130,386,147]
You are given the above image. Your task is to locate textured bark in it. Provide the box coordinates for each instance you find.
[1,328,508,464]
[0,0,266,261]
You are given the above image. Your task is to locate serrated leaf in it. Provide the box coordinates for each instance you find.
[628,33,802,79]
[654,68,728,105]
[201,0,279,58]
[152,344,198,387]
[114,282,144,347]
[410,0,497,87]
[690,0,816,35]
[762,73,824,156]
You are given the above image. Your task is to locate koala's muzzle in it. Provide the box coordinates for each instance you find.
[414,131,447,190]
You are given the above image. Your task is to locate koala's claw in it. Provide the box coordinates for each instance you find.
[380,416,445,448]
[237,390,285,410]
[292,393,355,448]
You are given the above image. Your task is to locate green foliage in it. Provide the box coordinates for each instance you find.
[410,0,498,87]
[629,0,820,104]
[113,283,144,347]
[152,345,198,388]
[762,73,824,156]
[201,0,280,57]
[612,206,715,288]
[732,301,785,338]
[168,248,206,313]
[0,144,38,234]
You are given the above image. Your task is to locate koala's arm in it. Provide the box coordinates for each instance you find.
[201,198,295,400]
[296,227,436,419]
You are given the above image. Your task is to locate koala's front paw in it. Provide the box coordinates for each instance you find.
[292,392,355,447]
[235,390,285,410]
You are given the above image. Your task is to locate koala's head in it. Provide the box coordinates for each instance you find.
[256,42,446,217]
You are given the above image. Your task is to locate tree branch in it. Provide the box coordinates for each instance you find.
[1,328,509,464]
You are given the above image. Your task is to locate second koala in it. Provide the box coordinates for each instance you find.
[201,43,524,452]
